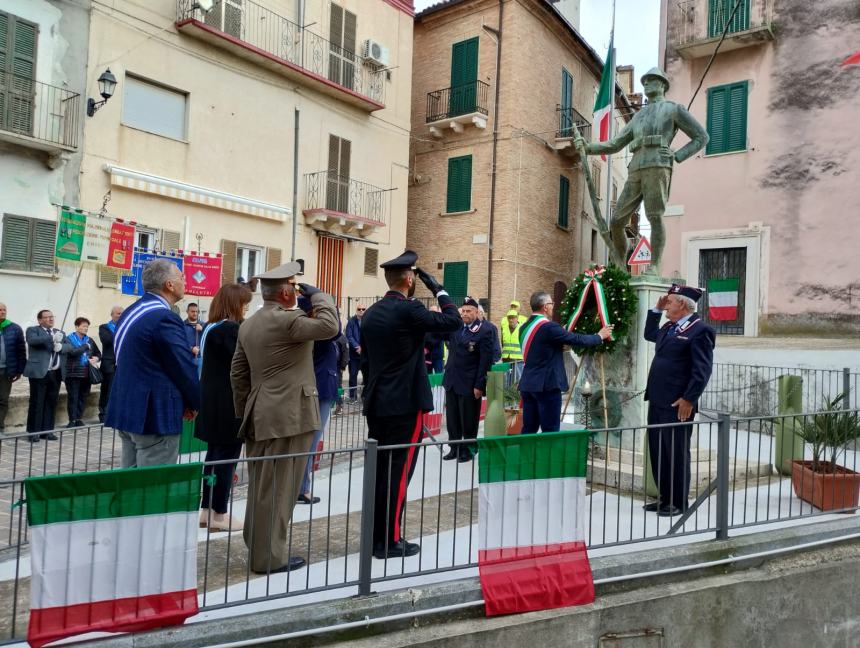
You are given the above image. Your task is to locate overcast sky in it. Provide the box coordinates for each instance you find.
[412,0,660,94]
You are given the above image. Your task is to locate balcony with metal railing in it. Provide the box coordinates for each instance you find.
[675,0,774,60]
[303,170,388,239]
[0,74,80,158]
[553,105,592,158]
[175,0,386,111]
[425,80,490,138]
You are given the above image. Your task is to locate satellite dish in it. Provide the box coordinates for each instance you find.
[193,0,215,12]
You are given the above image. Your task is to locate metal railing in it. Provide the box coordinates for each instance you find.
[676,0,774,46]
[304,171,389,227]
[700,364,857,417]
[176,0,386,105]
[425,80,490,123]
[0,74,81,149]
[4,407,860,643]
[556,105,592,141]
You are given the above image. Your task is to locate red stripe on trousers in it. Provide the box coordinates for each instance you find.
[478,541,594,616]
[28,589,198,648]
[393,412,424,540]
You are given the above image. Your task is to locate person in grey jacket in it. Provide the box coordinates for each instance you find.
[24,310,69,441]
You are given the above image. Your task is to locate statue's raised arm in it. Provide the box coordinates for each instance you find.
[574,68,708,273]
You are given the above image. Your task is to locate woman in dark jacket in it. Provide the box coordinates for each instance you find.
[297,297,341,504]
[63,317,101,427]
[195,283,253,532]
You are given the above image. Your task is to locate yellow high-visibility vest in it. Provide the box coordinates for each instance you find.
[500,321,523,360]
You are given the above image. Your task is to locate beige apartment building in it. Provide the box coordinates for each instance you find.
[406,0,632,318]
[1,0,414,325]
[659,0,860,336]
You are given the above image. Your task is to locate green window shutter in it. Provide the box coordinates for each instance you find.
[0,11,38,135]
[707,81,747,154]
[557,176,570,228]
[446,155,472,213]
[450,37,479,116]
[443,261,468,305]
[0,214,31,270]
[708,0,750,38]
[31,219,56,273]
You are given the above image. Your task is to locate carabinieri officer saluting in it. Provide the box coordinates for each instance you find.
[442,296,494,463]
[360,250,462,559]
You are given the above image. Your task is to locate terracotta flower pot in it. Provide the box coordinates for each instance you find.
[504,408,523,435]
[790,460,860,512]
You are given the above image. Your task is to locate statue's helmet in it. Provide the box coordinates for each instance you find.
[640,67,671,92]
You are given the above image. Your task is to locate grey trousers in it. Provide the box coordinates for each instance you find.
[118,430,180,468]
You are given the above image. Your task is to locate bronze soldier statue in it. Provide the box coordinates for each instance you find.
[576,68,708,273]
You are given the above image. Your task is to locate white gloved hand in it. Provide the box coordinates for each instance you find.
[53,342,62,352]
[52,331,64,343]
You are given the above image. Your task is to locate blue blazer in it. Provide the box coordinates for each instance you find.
[105,293,201,435]
[644,311,715,409]
[345,316,361,359]
[518,317,602,393]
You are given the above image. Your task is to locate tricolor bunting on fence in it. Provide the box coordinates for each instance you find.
[24,464,203,648]
[477,429,594,616]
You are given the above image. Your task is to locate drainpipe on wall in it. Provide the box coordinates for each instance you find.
[485,0,504,316]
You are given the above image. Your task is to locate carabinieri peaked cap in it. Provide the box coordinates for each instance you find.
[668,283,704,302]
[463,296,480,308]
[379,249,418,270]
[253,260,303,281]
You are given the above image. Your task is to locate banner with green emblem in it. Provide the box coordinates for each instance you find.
[54,209,86,261]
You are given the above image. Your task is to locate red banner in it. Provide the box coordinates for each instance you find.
[183,254,222,297]
[106,222,135,270]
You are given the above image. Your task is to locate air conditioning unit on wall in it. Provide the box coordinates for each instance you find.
[362,39,390,67]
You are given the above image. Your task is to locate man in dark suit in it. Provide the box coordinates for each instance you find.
[97,305,123,423]
[644,284,715,517]
[23,310,67,441]
[0,303,26,435]
[360,250,461,559]
[519,291,612,434]
[443,296,494,462]
[345,303,365,401]
[106,259,200,467]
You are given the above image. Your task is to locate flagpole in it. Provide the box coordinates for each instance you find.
[604,0,616,266]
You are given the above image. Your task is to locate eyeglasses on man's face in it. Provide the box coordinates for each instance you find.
[357,308,366,312]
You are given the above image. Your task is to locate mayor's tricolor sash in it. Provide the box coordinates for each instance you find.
[565,265,613,339]
[519,315,550,362]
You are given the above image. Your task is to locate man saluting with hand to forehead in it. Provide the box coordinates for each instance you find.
[360,250,461,559]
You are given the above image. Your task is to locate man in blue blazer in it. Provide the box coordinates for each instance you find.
[644,284,715,517]
[519,291,612,434]
[345,304,365,401]
[106,259,200,467]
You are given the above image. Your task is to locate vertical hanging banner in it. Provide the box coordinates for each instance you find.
[183,254,222,297]
[107,222,135,270]
[81,218,112,265]
[54,210,87,261]
[122,250,184,296]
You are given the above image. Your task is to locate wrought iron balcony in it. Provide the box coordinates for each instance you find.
[303,170,388,239]
[176,0,386,111]
[553,105,591,158]
[674,0,774,60]
[425,80,490,136]
[0,74,80,155]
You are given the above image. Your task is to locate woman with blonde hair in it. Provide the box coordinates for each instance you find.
[196,283,253,532]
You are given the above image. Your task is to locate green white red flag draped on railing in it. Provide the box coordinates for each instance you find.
[24,464,202,648]
[564,265,614,339]
[477,430,595,616]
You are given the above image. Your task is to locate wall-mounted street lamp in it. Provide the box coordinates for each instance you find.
[87,68,117,117]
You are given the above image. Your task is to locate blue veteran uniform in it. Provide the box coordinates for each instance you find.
[644,292,715,512]
[443,318,494,458]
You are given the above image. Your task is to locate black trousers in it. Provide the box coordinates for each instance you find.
[201,441,244,514]
[98,370,114,420]
[65,376,91,424]
[27,370,61,433]
[348,358,364,399]
[367,412,424,547]
[647,405,693,510]
[445,390,481,455]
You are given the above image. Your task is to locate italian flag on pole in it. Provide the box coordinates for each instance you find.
[477,430,594,616]
[593,37,614,159]
[707,277,740,321]
[25,464,202,648]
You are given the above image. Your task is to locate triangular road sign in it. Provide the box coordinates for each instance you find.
[628,237,652,265]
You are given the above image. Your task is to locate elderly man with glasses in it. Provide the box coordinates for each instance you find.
[518,291,613,434]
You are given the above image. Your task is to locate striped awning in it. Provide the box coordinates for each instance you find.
[105,165,291,222]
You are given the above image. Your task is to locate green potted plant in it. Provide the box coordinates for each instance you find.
[503,383,523,435]
[791,393,860,511]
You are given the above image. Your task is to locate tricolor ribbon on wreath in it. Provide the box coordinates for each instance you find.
[564,265,614,340]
